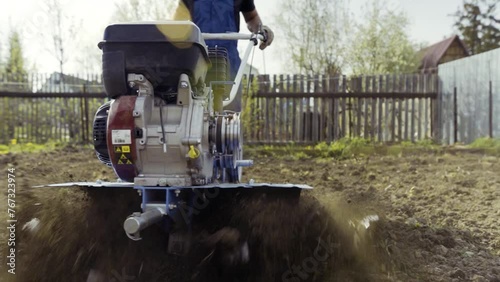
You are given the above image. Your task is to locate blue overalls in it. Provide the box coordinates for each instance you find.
[192,0,242,111]
[192,0,241,79]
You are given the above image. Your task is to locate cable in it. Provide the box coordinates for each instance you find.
[246,42,257,98]
[158,99,167,153]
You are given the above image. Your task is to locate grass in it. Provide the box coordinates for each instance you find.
[467,137,500,155]
[0,141,80,155]
[469,137,500,148]
[245,137,442,160]
[2,136,498,158]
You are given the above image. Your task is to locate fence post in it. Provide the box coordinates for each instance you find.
[341,75,347,138]
[81,84,86,144]
[489,80,493,138]
[85,97,90,144]
[453,86,458,144]
[432,75,442,143]
[292,74,298,142]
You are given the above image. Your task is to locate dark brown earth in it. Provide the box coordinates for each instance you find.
[0,146,499,282]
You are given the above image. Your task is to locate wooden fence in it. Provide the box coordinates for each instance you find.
[0,92,106,144]
[0,73,106,144]
[0,73,439,145]
[244,74,439,144]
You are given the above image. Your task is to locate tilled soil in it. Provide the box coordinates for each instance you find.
[0,147,499,282]
[249,150,500,282]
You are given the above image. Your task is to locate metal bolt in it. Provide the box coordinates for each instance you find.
[158,178,168,186]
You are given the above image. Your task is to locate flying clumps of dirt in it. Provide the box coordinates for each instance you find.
[188,191,360,282]
[0,148,373,282]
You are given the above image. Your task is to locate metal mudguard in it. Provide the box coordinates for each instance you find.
[34,181,312,190]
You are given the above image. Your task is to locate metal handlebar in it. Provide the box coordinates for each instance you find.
[201,33,264,109]
[201,33,265,41]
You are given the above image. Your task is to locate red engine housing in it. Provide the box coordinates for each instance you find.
[106,96,138,182]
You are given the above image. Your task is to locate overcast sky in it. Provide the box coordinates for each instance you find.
[0,0,493,75]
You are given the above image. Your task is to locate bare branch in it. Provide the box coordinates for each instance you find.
[276,0,350,75]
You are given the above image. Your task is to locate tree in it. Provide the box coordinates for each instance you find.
[112,0,177,22]
[5,30,27,79]
[454,0,500,55]
[276,0,351,75]
[3,30,29,140]
[348,2,418,75]
[76,42,102,75]
[34,0,83,139]
[41,0,81,78]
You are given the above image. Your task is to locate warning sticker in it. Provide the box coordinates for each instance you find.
[114,150,134,165]
[111,130,131,145]
[114,145,131,153]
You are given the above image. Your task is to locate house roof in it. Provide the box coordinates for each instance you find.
[418,35,469,70]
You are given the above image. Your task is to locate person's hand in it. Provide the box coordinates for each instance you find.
[259,25,274,50]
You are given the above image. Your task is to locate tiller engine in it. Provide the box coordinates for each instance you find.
[41,21,311,254]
